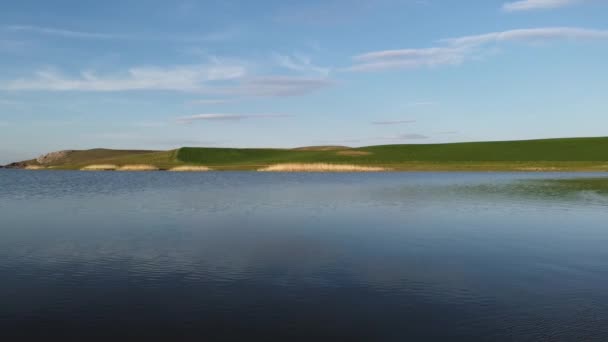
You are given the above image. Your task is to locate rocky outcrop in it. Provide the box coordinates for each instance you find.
[3,162,29,169]
[36,150,73,165]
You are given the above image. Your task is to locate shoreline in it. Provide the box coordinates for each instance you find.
[5,164,608,173]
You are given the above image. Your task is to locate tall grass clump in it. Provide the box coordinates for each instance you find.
[117,164,159,171]
[81,164,118,171]
[168,166,212,172]
[258,163,388,172]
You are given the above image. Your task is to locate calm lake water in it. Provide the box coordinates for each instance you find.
[1,170,608,341]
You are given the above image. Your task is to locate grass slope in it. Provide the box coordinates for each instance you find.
[175,137,608,170]
[10,137,608,171]
[42,149,180,170]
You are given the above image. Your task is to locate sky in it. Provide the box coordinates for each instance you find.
[1,0,607,163]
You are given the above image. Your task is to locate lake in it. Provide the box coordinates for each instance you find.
[1,170,608,341]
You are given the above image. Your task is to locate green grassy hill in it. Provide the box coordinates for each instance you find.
[175,137,608,170]
[7,137,608,171]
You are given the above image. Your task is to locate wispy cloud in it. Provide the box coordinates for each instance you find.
[348,27,608,72]
[274,53,331,77]
[502,0,582,12]
[1,59,332,97]
[177,113,291,124]
[377,133,429,140]
[371,120,416,125]
[441,27,608,46]
[350,47,466,72]
[1,63,246,92]
[189,99,235,105]
[222,76,333,97]
[6,25,118,39]
[3,25,237,42]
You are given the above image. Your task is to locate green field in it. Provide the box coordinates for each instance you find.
[8,137,608,171]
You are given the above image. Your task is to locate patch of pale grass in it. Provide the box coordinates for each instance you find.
[168,165,212,172]
[25,165,45,170]
[258,163,388,172]
[117,164,159,171]
[81,164,118,171]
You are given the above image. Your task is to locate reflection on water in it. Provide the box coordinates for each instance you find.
[1,170,608,341]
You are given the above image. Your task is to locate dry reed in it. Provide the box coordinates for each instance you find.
[168,165,212,172]
[81,164,118,171]
[258,163,388,172]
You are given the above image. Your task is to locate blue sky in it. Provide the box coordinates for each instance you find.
[1,0,607,163]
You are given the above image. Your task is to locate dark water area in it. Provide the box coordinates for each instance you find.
[2,170,608,341]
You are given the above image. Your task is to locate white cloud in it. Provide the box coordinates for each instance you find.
[371,120,416,125]
[349,47,467,71]
[502,0,582,12]
[221,76,333,97]
[177,113,292,124]
[377,133,429,140]
[1,59,332,97]
[275,53,331,77]
[2,63,246,92]
[349,27,608,72]
[442,27,608,46]
[3,25,237,42]
[6,25,118,39]
[189,99,234,105]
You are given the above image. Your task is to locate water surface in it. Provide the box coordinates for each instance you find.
[1,170,608,341]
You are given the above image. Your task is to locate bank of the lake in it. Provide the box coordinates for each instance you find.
[6,136,608,172]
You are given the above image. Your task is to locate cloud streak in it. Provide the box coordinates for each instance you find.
[371,120,416,125]
[3,25,237,42]
[2,63,246,92]
[1,64,333,97]
[502,0,582,12]
[348,27,608,72]
[189,99,235,105]
[6,25,118,39]
[177,113,291,124]
[275,53,331,77]
[225,76,333,97]
[377,133,429,140]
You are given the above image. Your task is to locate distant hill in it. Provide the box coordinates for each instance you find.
[5,137,608,171]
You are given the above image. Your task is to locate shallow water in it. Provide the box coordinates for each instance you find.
[1,170,608,341]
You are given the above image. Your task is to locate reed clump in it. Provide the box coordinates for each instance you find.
[116,164,159,171]
[168,165,212,172]
[258,163,388,172]
[81,164,118,171]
